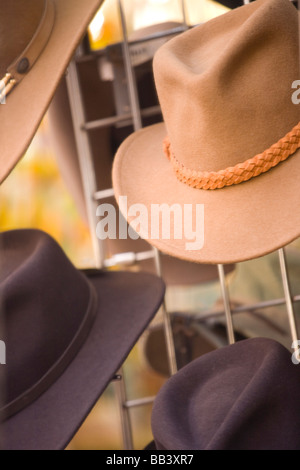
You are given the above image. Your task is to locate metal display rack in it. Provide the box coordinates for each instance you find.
[65,0,300,450]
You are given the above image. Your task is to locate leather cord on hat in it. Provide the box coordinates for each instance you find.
[164,121,300,190]
[0,0,55,102]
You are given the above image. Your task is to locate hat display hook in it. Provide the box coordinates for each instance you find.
[278,248,299,348]
[218,265,236,345]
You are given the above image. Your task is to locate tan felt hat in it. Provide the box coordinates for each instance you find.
[113,0,300,265]
[0,0,105,184]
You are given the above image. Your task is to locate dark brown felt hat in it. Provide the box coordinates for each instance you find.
[0,229,165,450]
[150,338,300,450]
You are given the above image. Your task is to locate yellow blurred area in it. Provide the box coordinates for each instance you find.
[0,118,94,268]
[88,0,229,50]
[88,2,123,50]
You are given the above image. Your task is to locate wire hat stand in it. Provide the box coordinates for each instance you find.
[65,0,300,450]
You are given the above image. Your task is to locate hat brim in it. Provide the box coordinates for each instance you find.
[113,123,300,264]
[0,0,104,184]
[1,270,165,450]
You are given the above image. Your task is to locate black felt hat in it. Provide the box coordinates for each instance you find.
[0,229,165,450]
[150,338,300,450]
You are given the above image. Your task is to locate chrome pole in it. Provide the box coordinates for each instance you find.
[181,0,188,28]
[154,248,178,376]
[192,294,300,323]
[118,0,143,131]
[218,264,235,345]
[278,248,299,345]
[66,60,105,268]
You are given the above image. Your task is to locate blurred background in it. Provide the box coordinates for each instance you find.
[3,0,300,451]
[0,0,230,450]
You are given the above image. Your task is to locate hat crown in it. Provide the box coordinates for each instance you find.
[0,230,96,419]
[0,0,45,76]
[152,338,300,450]
[153,0,299,174]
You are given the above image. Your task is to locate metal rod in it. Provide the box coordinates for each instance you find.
[195,295,300,319]
[114,367,134,450]
[124,396,156,409]
[103,250,155,268]
[118,0,143,132]
[218,264,235,345]
[94,188,115,201]
[181,0,188,28]
[189,294,300,323]
[83,105,161,131]
[154,248,178,376]
[66,60,105,268]
[278,248,299,344]
[84,114,132,130]
[228,295,300,314]
[135,250,156,262]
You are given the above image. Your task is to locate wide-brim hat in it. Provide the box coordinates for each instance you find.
[150,338,300,450]
[0,229,165,450]
[113,0,300,265]
[0,0,107,184]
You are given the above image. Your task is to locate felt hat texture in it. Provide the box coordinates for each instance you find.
[150,338,300,450]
